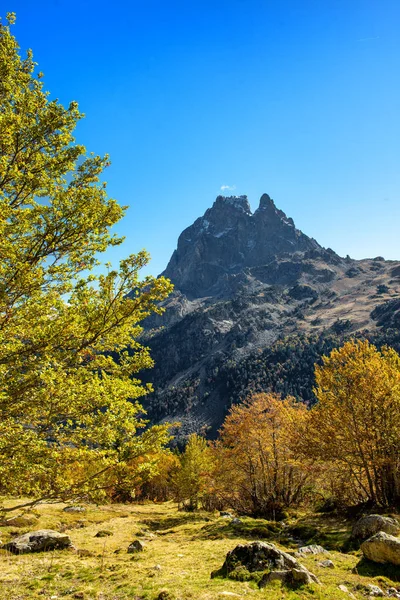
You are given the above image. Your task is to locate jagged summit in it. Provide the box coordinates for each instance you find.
[214,194,251,214]
[162,193,322,297]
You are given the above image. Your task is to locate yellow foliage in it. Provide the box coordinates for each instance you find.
[307,340,400,506]
[0,16,173,509]
[213,393,311,517]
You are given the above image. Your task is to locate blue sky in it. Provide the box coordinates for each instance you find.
[5,0,400,276]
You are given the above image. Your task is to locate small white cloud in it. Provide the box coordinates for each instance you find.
[220,184,236,192]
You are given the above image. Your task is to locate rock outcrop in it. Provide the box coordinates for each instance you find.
[351,515,400,541]
[361,531,400,565]
[162,194,322,298]
[2,529,72,554]
[211,541,320,587]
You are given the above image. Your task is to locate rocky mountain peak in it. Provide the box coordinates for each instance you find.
[162,193,322,298]
[256,193,295,226]
[258,192,275,209]
[144,194,400,439]
[214,194,252,214]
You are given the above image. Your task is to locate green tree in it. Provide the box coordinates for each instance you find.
[0,14,173,511]
[173,434,214,510]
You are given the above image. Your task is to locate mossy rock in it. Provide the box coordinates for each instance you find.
[95,530,113,537]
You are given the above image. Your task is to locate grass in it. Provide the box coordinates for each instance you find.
[0,499,399,600]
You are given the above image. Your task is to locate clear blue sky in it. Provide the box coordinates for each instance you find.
[5,0,400,276]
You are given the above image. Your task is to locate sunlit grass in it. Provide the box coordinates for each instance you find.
[0,500,399,599]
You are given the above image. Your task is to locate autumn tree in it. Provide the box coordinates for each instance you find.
[306,340,400,507]
[0,14,174,511]
[213,393,311,518]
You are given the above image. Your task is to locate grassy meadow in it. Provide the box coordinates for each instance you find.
[1,500,399,600]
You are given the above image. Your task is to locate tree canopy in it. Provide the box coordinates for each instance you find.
[213,393,310,517]
[0,13,173,509]
[306,339,400,507]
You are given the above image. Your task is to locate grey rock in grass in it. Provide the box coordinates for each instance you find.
[2,529,72,554]
[361,531,400,565]
[211,541,320,587]
[338,584,356,598]
[351,515,399,541]
[296,544,329,556]
[63,506,86,513]
[364,584,385,597]
[127,539,145,553]
[318,559,334,568]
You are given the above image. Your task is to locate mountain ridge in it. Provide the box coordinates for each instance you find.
[141,193,400,438]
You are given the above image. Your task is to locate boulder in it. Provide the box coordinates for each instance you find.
[351,515,399,541]
[2,529,72,554]
[128,539,145,553]
[365,584,385,597]
[211,541,320,587]
[361,531,400,565]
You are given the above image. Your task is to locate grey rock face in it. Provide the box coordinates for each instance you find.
[2,529,72,554]
[361,531,400,565]
[351,514,400,541]
[162,194,321,298]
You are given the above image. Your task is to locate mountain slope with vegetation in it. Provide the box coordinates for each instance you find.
[142,194,400,436]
